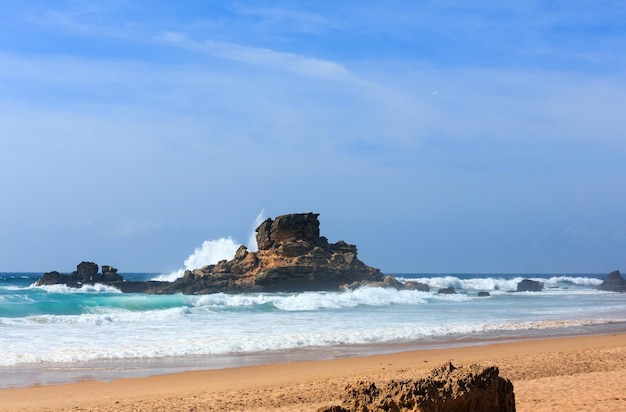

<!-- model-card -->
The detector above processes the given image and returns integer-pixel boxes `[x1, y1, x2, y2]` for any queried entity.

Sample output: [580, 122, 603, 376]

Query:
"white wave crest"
[274, 287, 430, 311]
[402, 276, 522, 292]
[189, 293, 275, 308]
[3, 316, 624, 367]
[543, 276, 603, 287]
[16, 306, 190, 326]
[34, 283, 123, 294]
[397, 275, 604, 292]
[186, 287, 429, 311]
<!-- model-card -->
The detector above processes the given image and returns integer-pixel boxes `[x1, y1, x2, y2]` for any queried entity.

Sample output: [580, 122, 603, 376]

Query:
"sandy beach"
[1, 333, 625, 411]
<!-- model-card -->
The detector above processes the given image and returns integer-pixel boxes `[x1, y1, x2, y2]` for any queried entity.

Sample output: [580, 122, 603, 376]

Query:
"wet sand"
[2, 333, 625, 411]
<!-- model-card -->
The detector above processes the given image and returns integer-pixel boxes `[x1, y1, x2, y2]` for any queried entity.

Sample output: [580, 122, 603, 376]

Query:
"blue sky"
[1, 1, 626, 274]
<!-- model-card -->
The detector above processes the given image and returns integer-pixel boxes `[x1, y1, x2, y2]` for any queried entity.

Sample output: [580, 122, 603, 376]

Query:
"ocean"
[1, 272, 625, 388]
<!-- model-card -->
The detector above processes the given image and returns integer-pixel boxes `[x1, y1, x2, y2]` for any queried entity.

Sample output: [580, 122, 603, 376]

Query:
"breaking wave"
[153, 210, 266, 282]
[396, 275, 604, 292]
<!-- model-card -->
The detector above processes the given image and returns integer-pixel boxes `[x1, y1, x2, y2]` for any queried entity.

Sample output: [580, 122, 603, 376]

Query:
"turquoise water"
[1, 272, 625, 387]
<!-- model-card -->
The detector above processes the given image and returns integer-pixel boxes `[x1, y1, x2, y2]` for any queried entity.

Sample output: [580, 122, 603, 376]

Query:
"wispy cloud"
[159, 32, 351, 80]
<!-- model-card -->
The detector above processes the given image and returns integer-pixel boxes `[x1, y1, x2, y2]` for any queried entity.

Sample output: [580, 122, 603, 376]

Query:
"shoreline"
[3, 322, 626, 389]
[2, 332, 626, 411]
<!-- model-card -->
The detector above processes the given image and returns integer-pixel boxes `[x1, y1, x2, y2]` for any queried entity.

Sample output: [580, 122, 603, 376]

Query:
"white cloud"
[159, 32, 352, 80]
[206, 40, 350, 79]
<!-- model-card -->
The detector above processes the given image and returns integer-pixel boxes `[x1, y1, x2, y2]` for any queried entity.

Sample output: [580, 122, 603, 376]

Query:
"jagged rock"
[598, 270, 626, 293]
[256, 212, 321, 250]
[76, 261, 98, 278]
[34, 271, 66, 286]
[437, 286, 456, 294]
[169, 212, 384, 293]
[35, 262, 123, 287]
[516, 279, 544, 292]
[318, 362, 515, 412]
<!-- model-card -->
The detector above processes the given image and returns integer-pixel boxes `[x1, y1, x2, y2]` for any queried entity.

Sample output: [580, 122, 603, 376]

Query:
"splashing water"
[247, 209, 266, 252]
[153, 210, 266, 282]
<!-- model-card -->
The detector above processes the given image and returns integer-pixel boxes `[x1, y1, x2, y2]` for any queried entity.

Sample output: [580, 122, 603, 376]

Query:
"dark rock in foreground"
[318, 362, 516, 412]
[35, 213, 388, 294]
[598, 270, 626, 293]
[516, 279, 544, 292]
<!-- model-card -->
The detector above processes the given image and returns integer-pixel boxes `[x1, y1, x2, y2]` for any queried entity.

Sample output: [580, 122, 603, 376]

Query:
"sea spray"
[153, 237, 240, 281]
[246, 209, 266, 251]
[154, 210, 266, 281]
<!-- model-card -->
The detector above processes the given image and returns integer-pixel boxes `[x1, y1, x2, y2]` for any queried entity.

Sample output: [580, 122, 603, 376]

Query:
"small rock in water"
[516, 279, 544, 292]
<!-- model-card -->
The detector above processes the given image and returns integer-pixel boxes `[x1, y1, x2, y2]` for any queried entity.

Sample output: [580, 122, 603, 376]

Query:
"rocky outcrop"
[516, 279, 544, 292]
[35, 262, 124, 288]
[318, 362, 515, 412]
[405, 281, 430, 292]
[437, 286, 456, 294]
[155, 213, 384, 294]
[598, 270, 626, 293]
[34, 213, 385, 294]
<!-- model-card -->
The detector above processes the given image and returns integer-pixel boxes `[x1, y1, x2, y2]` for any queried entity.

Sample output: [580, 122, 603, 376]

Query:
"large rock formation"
[598, 270, 626, 293]
[154, 212, 384, 294]
[318, 362, 516, 412]
[35, 213, 385, 294]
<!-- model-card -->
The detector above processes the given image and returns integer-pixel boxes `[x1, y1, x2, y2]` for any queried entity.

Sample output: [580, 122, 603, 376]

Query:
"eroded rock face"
[162, 212, 384, 294]
[256, 213, 321, 250]
[318, 362, 516, 412]
[598, 270, 626, 293]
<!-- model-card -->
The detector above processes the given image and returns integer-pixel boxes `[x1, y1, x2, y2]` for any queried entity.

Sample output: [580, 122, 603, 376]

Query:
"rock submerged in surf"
[598, 270, 626, 293]
[34, 213, 396, 294]
[35, 262, 124, 288]
[516, 279, 544, 292]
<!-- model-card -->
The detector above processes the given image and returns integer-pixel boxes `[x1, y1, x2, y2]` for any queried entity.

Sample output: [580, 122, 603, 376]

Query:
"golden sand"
[2, 333, 625, 411]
